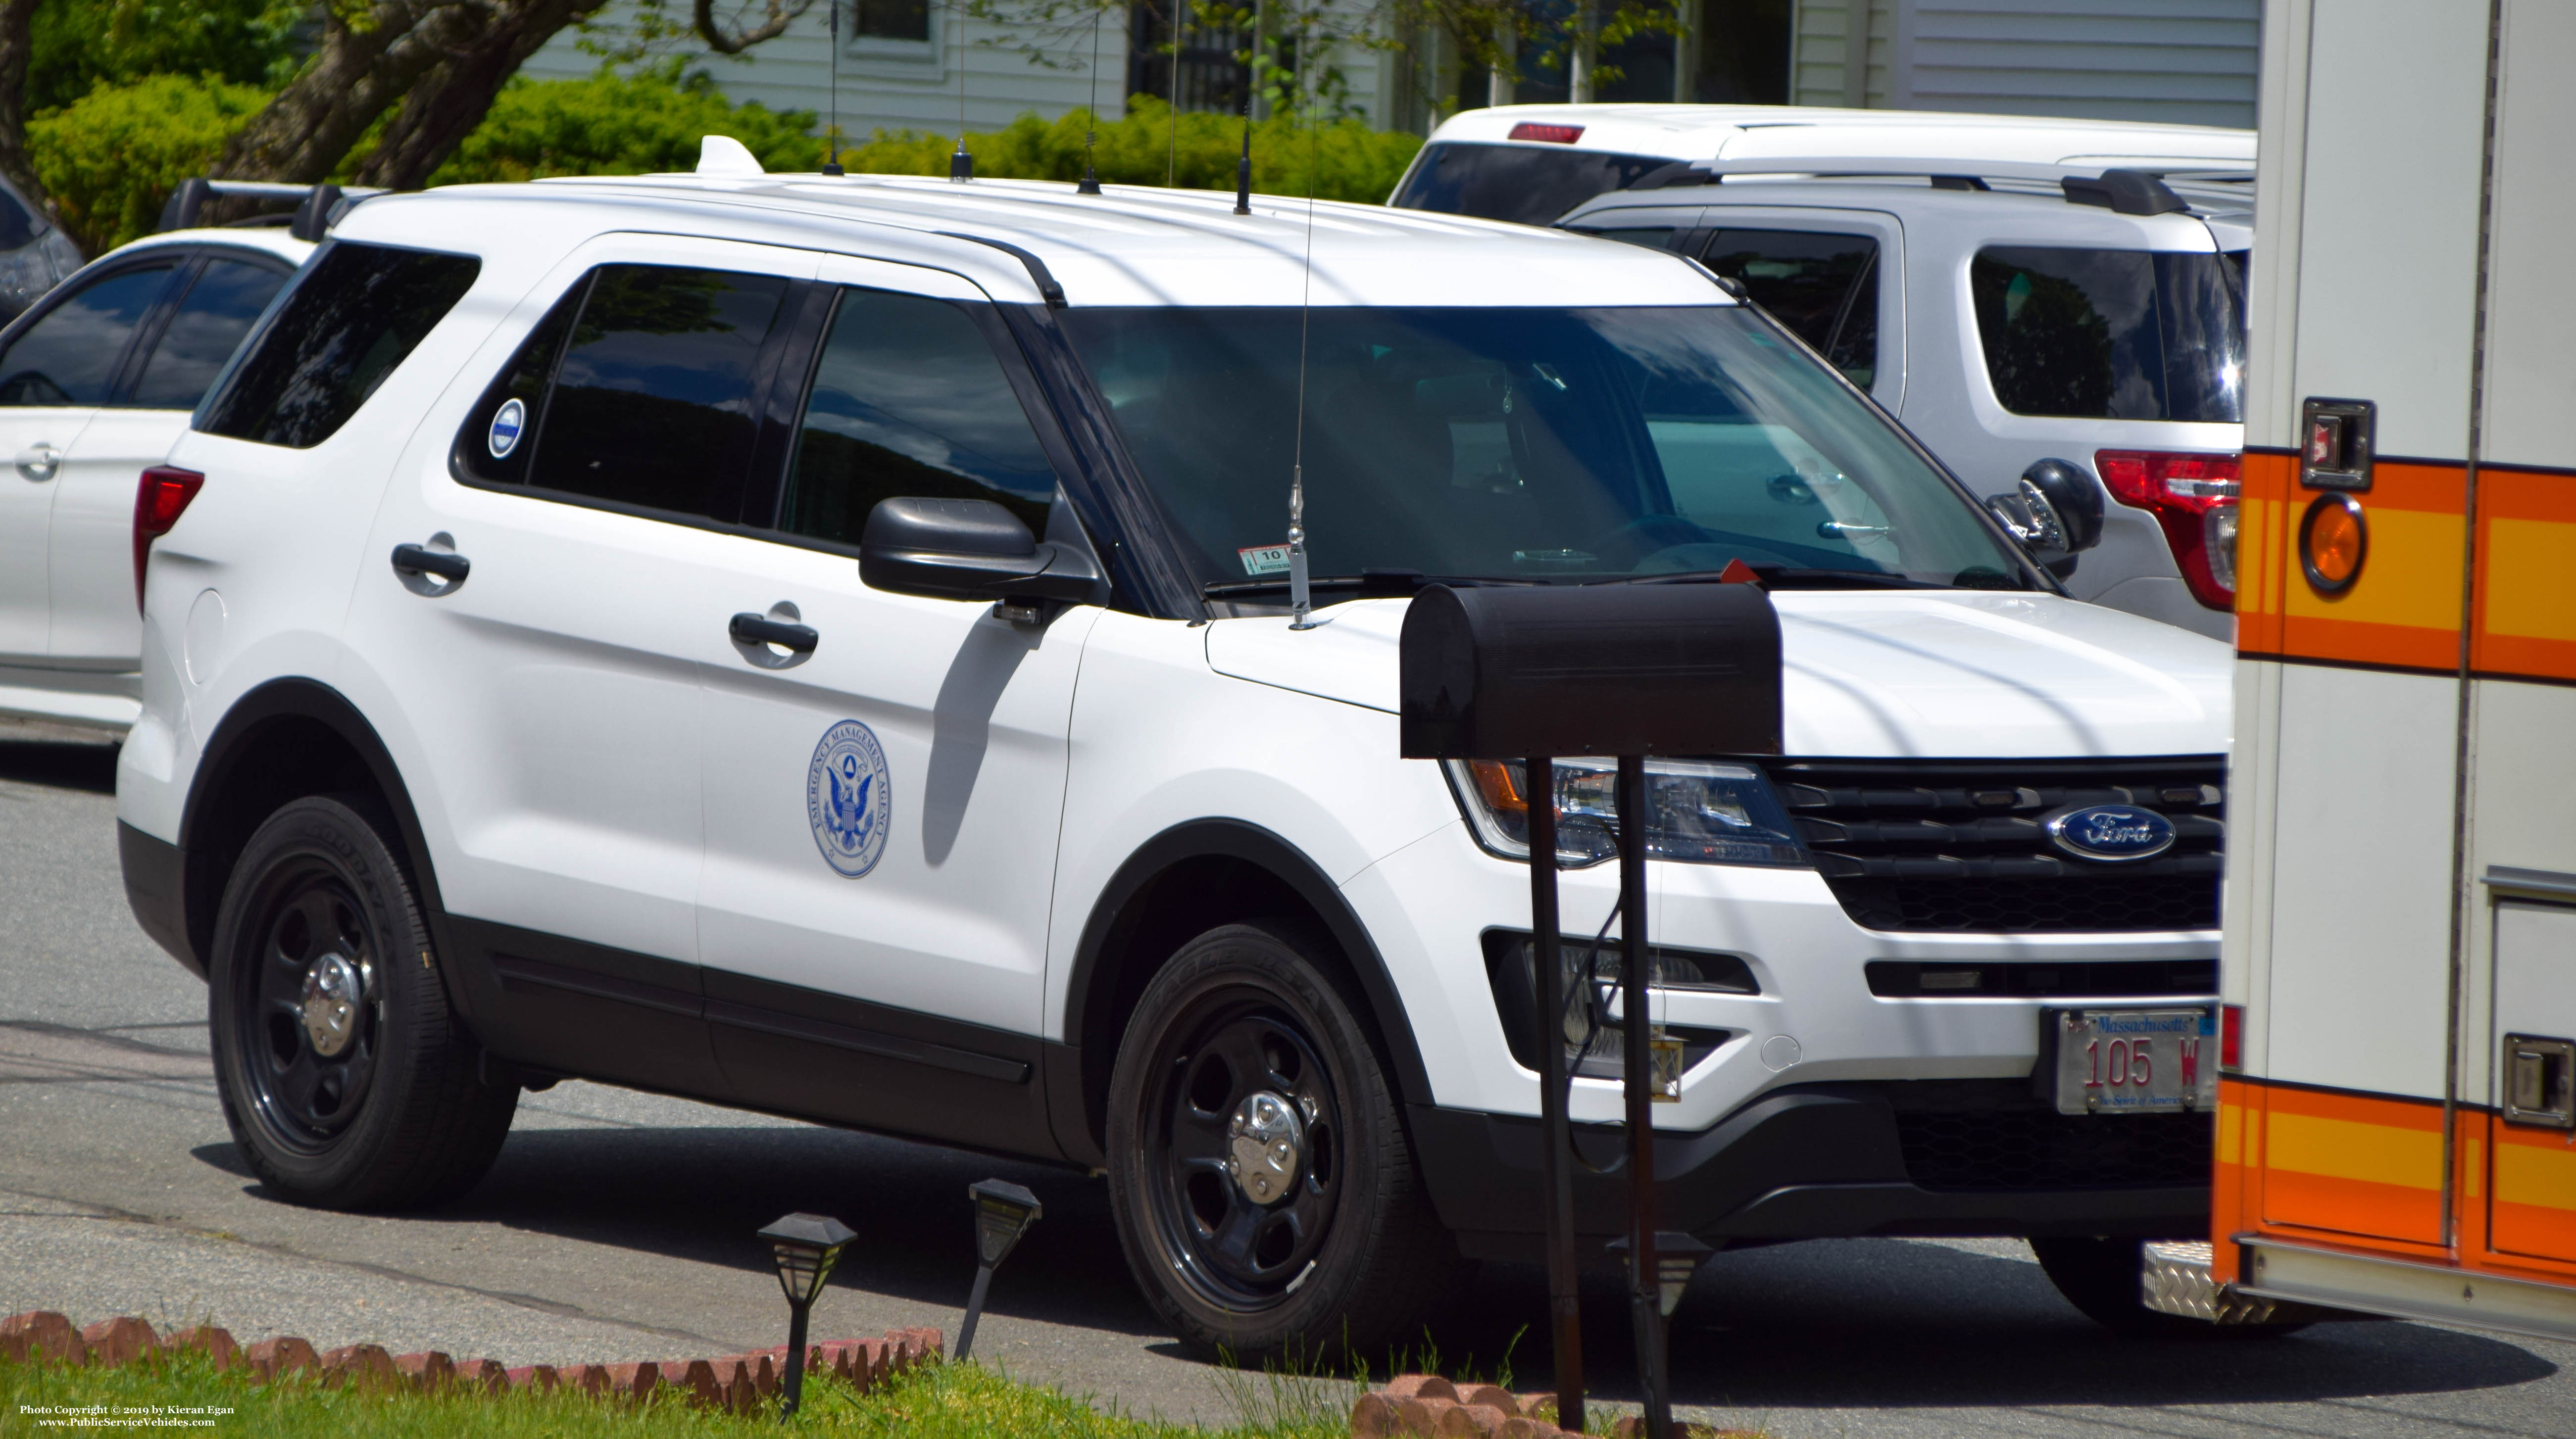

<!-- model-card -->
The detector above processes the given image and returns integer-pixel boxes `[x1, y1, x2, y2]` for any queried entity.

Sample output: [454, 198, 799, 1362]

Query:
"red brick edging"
[1351, 1375, 1758, 1439]
[0, 1309, 941, 1411]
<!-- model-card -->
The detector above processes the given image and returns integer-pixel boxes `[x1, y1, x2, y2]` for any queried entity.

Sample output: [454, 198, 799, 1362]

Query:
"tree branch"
[694, 0, 816, 55]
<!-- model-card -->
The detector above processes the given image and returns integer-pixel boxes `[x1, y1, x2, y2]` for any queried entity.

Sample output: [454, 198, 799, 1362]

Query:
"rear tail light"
[2095, 449, 2240, 611]
[2221, 1003, 2244, 1071]
[134, 466, 205, 612]
[1507, 123, 1585, 144]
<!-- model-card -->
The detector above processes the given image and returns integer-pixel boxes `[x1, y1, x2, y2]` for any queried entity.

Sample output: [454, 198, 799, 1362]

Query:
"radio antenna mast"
[1076, 4, 1102, 192]
[950, 0, 974, 181]
[822, 0, 844, 174]
[1232, 96, 1251, 213]
[1166, 1, 1181, 187]
[1285, 21, 1320, 631]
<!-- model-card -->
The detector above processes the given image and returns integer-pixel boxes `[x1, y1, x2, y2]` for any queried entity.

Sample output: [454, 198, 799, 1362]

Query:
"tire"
[2031, 1237, 2310, 1339]
[207, 794, 516, 1210]
[1105, 920, 1457, 1363]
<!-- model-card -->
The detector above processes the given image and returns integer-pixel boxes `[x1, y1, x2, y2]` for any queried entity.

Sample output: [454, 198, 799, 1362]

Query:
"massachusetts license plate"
[2046, 1008, 2219, 1116]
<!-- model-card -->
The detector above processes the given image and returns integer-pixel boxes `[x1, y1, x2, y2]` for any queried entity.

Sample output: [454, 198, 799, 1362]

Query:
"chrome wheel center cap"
[1226, 1090, 1304, 1205]
[300, 953, 361, 1057]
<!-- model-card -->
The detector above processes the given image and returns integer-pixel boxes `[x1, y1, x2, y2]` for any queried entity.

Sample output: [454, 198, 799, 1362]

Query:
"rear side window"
[1971, 246, 2244, 422]
[200, 242, 479, 448]
[127, 258, 290, 410]
[0, 265, 176, 406]
[519, 265, 790, 519]
[1699, 229, 1879, 389]
[782, 288, 1055, 543]
[1570, 226, 1675, 251]
[1390, 143, 1670, 227]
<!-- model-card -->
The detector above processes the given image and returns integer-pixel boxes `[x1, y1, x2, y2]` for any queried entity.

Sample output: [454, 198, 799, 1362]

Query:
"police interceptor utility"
[116, 149, 2234, 1355]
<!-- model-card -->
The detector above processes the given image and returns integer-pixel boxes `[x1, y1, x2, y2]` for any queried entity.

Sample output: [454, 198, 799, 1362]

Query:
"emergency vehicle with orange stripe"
[2191, 0, 2576, 1340]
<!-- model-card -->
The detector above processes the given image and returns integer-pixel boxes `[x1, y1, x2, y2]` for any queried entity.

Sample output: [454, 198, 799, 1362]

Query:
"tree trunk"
[354, 0, 610, 189]
[211, 0, 456, 183]
[0, 0, 54, 219]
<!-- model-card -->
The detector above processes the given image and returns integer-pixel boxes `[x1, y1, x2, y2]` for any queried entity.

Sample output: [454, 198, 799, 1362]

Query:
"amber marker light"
[2299, 493, 2367, 594]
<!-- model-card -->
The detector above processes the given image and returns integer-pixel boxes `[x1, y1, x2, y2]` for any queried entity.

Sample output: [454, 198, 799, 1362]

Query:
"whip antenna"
[1232, 97, 1251, 213]
[1166, 0, 1180, 187]
[950, 0, 974, 181]
[822, 0, 844, 174]
[1285, 26, 1320, 630]
[1077, 4, 1102, 192]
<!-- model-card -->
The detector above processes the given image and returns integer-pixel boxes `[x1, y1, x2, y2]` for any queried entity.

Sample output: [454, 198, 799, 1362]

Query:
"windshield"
[1389, 143, 1672, 226]
[1060, 305, 2031, 597]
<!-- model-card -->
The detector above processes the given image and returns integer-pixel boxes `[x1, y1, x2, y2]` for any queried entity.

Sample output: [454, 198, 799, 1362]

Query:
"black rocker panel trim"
[1059, 817, 1436, 1160]
[447, 915, 726, 1100]
[700, 968, 1055, 1160]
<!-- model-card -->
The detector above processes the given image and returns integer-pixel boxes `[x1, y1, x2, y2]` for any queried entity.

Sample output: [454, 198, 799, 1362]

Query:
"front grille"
[1764, 757, 2225, 933]
[1890, 1082, 2212, 1191]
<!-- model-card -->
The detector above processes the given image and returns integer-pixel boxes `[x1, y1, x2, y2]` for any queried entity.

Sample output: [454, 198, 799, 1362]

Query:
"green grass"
[0, 1351, 1355, 1438]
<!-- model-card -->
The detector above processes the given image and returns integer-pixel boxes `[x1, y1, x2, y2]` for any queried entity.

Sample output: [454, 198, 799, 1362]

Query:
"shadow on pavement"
[0, 739, 118, 795]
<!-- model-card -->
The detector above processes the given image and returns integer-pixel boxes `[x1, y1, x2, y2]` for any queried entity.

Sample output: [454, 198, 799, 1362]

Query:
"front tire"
[1105, 921, 1456, 1363]
[208, 795, 515, 1209]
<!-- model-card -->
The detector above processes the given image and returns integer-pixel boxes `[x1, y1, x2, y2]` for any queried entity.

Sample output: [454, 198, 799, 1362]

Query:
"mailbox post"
[1400, 579, 1782, 1439]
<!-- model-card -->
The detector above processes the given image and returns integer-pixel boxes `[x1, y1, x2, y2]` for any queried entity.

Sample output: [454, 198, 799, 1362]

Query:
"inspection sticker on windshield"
[1238, 545, 1292, 576]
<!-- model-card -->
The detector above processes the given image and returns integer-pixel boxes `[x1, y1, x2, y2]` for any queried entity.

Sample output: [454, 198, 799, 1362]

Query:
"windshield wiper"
[1202, 570, 1536, 599]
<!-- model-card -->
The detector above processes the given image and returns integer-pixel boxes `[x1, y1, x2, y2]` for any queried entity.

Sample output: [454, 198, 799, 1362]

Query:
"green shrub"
[27, 73, 268, 253]
[429, 64, 825, 186]
[843, 97, 1422, 203]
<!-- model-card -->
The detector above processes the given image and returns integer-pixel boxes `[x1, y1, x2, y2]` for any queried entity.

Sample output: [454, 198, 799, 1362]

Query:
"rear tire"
[1105, 920, 1458, 1364]
[208, 795, 515, 1209]
[2032, 1237, 2309, 1339]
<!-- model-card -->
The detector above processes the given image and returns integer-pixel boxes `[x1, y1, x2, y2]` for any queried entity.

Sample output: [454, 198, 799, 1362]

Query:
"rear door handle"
[730, 612, 818, 653]
[392, 543, 470, 585]
[14, 443, 58, 480]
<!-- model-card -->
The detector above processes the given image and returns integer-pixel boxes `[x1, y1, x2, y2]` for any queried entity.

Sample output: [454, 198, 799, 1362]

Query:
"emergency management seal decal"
[807, 720, 892, 878]
[488, 397, 527, 458]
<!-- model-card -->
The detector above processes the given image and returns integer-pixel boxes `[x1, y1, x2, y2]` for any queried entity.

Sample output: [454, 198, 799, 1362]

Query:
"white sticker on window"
[1238, 545, 1292, 576]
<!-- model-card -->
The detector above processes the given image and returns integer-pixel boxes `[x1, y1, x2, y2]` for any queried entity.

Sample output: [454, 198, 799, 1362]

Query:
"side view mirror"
[859, 497, 1103, 610]
[1985, 458, 2103, 562]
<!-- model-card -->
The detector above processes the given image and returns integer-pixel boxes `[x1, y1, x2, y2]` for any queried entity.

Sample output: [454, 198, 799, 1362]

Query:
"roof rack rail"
[1624, 158, 2222, 217]
[155, 179, 388, 241]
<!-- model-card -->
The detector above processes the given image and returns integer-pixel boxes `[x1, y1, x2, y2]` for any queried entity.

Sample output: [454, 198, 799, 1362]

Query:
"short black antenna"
[1076, 4, 1102, 193]
[822, 0, 845, 175]
[950, 0, 974, 181]
[1232, 98, 1251, 213]
[1285, 25, 1319, 630]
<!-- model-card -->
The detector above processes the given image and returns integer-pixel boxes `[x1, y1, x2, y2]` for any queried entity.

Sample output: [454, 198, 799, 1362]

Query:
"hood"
[1203, 590, 2230, 759]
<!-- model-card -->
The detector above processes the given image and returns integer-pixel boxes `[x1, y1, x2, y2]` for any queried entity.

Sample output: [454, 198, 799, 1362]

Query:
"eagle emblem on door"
[806, 719, 892, 877]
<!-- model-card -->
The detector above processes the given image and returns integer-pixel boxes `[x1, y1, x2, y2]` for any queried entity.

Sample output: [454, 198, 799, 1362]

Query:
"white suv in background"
[1556, 162, 2249, 639]
[120, 157, 2236, 1360]
[1388, 103, 2254, 229]
[0, 224, 306, 730]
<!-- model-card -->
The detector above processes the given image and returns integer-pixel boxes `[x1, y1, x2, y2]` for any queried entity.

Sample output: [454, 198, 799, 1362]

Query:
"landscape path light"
[758, 1211, 856, 1417]
[953, 1178, 1041, 1362]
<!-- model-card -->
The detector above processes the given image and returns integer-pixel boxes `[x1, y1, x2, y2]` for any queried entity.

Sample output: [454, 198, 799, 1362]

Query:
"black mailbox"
[1398, 582, 1783, 760]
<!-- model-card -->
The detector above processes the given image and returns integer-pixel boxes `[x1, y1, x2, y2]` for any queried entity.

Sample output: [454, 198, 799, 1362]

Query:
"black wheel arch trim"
[169, 676, 481, 1031]
[1057, 817, 1434, 1165]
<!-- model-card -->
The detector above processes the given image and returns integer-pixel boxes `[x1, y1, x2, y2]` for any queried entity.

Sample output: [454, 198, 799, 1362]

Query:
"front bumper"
[1410, 1079, 2208, 1260]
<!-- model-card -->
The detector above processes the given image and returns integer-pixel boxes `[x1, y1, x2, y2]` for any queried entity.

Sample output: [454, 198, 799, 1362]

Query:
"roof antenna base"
[950, 142, 975, 183]
[1233, 105, 1253, 214]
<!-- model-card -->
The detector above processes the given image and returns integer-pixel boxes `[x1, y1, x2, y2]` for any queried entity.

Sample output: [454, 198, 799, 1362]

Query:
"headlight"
[1446, 758, 1807, 868]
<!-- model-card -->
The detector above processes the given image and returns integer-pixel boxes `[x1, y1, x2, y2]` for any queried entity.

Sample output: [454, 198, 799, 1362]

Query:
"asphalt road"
[3, 722, 2571, 1438]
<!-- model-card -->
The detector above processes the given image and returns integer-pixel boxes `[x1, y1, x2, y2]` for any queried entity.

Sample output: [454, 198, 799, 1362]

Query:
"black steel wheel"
[1106, 921, 1456, 1362]
[208, 795, 515, 1209]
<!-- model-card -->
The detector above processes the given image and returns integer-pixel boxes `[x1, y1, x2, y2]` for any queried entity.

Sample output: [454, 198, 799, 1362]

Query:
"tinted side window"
[453, 280, 588, 488]
[1699, 229, 1878, 389]
[200, 242, 479, 448]
[1390, 143, 1672, 226]
[782, 288, 1055, 544]
[0, 265, 176, 406]
[521, 265, 789, 520]
[1571, 226, 1675, 251]
[1970, 246, 2245, 422]
[126, 259, 290, 410]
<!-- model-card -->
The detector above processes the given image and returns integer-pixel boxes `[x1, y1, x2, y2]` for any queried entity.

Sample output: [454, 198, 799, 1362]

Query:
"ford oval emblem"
[2043, 804, 2176, 863]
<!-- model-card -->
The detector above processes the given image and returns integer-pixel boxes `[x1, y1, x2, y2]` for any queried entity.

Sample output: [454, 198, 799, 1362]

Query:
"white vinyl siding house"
[1791, 0, 2259, 128]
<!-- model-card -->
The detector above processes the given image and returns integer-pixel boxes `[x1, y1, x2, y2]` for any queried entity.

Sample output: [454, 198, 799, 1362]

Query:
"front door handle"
[730, 612, 818, 654]
[392, 542, 471, 585]
[14, 443, 58, 481]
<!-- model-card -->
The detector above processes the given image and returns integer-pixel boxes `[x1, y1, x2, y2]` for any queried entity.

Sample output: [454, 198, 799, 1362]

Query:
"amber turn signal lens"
[2299, 493, 2367, 594]
[1467, 759, 1526, 815]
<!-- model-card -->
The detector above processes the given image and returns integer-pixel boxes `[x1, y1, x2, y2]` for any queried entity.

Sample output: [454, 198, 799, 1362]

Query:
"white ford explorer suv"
[117, 156, 2233, 1357]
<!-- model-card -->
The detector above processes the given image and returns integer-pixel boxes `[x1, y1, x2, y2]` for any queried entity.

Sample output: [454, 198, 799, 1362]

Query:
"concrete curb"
[0, 1309, 943, 1412]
